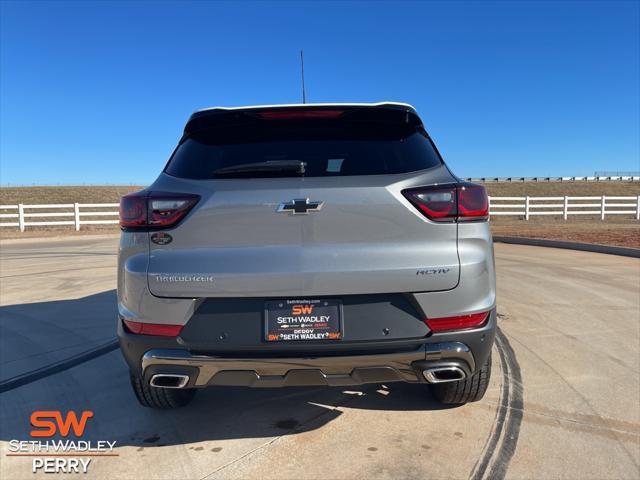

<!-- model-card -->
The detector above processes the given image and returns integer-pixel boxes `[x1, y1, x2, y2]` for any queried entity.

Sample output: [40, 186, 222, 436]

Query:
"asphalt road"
[0, 236, 638, 479]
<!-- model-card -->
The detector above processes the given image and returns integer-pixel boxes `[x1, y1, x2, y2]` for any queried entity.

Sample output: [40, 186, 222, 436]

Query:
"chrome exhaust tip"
[149, 374, 190, 389]
[423, 366, 466, 383]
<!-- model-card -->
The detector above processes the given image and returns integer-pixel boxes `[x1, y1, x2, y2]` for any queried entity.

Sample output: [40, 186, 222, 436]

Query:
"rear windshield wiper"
[211, 160, 306, 178]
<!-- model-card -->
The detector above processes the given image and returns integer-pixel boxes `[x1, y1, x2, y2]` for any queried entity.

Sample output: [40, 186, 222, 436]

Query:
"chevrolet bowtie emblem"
[277, 198, 324, 215]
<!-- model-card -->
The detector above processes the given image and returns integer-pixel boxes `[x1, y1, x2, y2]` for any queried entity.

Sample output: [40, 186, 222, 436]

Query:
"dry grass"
[0, 185, 144, 205]
[490, 219, 639, 248]
[482, 181, 639, 197]
[1, 183, 639, 246]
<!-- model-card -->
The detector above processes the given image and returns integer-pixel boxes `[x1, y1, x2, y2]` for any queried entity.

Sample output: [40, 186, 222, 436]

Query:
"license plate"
[265, 299, 342, 342]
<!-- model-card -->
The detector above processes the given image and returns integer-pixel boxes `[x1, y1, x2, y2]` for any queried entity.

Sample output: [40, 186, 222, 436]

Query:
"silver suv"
[117, 102, 496, 409]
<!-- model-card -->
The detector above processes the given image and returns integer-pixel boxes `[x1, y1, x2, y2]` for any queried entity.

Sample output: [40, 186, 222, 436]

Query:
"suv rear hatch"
[143, 104, 461, 297]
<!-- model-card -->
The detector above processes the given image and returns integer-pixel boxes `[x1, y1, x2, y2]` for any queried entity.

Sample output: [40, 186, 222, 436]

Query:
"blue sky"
[1, 0, 638, 185]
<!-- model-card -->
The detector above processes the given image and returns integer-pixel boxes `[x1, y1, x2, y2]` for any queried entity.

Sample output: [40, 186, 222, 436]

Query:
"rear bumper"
[141, 343, 473, 388]
[118, 309, 496, 388]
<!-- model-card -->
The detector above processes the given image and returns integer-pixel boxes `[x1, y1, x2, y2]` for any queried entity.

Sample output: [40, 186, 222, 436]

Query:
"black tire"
[431, 354, 491, 405]
[130, 373, 197, 409]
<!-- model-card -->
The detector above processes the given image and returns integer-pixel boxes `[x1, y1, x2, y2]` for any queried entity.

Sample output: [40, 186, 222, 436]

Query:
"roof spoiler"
[183, 103, 423, 136]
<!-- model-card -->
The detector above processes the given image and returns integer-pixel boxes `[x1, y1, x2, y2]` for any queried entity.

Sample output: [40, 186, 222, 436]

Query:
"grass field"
[0, 185, 143, 205]
[1, 182, 639, 247]
[482, 181, 640, 197]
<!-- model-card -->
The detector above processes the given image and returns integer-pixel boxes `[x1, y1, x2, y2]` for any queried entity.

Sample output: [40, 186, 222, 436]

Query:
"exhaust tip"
[150, 374, 190, 389]
[423, 366, 466, 383]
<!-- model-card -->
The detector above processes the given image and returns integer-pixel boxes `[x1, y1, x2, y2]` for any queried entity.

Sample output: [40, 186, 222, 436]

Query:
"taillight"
[122, 319, 183, 337]
[405, 186, 457, 219]
[119, 192, 147, 228]
[425, 311, 490, 333]
[119, 192, 199, 229]
[457, 184, 489, 218]
[402, 183, 488, 222]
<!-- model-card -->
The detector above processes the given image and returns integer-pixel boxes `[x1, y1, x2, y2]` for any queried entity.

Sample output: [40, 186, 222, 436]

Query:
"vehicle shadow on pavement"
[1, 353, 458, 450]
[0, 291, 459, 449]
[0, 290, 117, 382]
[121, 382, 458, 448]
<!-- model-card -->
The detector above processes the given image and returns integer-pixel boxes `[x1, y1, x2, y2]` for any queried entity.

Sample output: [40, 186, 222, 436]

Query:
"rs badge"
[151, 232, 173, 245]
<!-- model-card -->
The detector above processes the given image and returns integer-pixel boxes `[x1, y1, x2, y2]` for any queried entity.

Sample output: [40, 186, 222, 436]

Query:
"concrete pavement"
[0, 236, 117, 381]
[0, 236, 638, 479]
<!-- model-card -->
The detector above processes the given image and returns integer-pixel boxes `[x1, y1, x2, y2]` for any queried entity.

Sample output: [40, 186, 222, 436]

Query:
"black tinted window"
[165, 123, 442, 179]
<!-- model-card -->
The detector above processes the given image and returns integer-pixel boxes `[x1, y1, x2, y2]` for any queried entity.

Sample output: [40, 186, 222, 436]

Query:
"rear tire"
[431, 354, 491, 405]
[130, 373, 196, 409]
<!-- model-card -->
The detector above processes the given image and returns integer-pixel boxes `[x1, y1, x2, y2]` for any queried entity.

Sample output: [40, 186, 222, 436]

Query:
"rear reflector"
[123, 320, 183, 337]
[120, 191, 199, 229]
[402, 183, 488, 222]
[425, 311, 490, 333]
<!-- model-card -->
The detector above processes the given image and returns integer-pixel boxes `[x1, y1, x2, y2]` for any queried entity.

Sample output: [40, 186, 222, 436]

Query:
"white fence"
[466, 176, 640, 182]
[0, 196, 639, 231]
[489, 195, 640, 220]
[0, 203, 119, 231]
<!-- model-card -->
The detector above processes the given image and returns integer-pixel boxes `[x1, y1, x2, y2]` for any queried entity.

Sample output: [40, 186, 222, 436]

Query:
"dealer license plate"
[265, 299, 342, 342]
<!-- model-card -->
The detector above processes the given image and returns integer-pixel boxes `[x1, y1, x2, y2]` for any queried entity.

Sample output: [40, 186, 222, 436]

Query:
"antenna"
[300, 50, 306, 104]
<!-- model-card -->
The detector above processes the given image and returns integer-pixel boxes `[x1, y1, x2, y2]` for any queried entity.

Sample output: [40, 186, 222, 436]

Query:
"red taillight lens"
[257, 109, 344, 120]
[119, 193, 147, 228]
[457, 184, 489, 218]
[407, 187, 457, 219]
[425, 311, 490, 333]
[119, 192, 199, 229]
[123, 319, 183, 337]
[402, 183, 488, 221]
[148, 196, 199, 227]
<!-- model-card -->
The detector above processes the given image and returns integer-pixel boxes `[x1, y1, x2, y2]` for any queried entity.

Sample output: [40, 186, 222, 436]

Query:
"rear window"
[165, 118, 443, 179]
